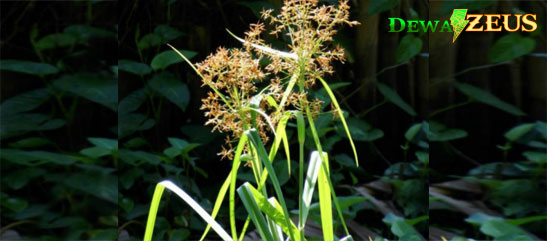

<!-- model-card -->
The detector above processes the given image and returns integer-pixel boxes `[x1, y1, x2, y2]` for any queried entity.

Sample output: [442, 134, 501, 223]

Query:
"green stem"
[359, 99, 387, 117]
[429, 99, 473, 118]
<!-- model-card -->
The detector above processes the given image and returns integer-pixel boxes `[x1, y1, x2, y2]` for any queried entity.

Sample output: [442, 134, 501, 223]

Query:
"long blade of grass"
[248, 184, 300, 239]
[274, 112, 292, 175]
[315, 74, 359, 166]
[296, 111, 306, 240]
[143, 183, 165, 241]
[245, 129, 297, 241]
[317, 153, 333, 241]
[238, 182, 276, 241]
[238, 216, 251, 241]
[144, 180, 233, 241]
[301, 151, 323, 228]
[226, 29, 298, 60]
[199, 172, 232, 241]
[305, 105, 351, 237]
[229, 134, 249, 240]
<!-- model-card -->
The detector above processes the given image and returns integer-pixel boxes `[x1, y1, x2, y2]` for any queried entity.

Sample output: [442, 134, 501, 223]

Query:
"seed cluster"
[197, 0, 359, 160]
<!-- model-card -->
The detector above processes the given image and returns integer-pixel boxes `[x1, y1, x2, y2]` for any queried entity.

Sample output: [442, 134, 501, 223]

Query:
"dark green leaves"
[489, 34, 536, 63]
[1, 149, 76, 166]
[396, 35, 422, 63]
[336, 118, 384, 142]
[149, 72, 190, 111]
[63, 25, 115, 42]
[368, 0, 400, 16]
[429, 121, 468, 142]
[53, 73, 118, 111]
[0, 88, 51, 116]
[0, 60, 59, 76]
[119, 60, 152, 75]
[80, 138, 118, 158]
[151, 50, 197, 71]
[34, 33, 76, 50]
[377, 82, 417, 116]
[455, 82, 525, 116]
[138, 25, 184, 50]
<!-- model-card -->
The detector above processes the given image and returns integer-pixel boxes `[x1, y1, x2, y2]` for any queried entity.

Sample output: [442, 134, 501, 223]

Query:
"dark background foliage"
[1, 0, 545, 241]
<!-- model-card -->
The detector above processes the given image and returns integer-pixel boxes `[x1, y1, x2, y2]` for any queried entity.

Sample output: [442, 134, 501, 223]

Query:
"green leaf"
[429, 121, 468, 142]
[64, 173, 117, 203]
[119, 60, 152, 75]
[523, 151, 546, 163]
[318, 153, 333, 241]
[308, 196, 367, 213]
[2, 168, 45, 189]
[89, 229, 117, 240]
[0, 149, 76, 166]
[53, 73, 117, 111]
[144, 181, 232, 241]
[0, 114, 65, 139]
[382, 213, 419, 238]
[149, 72, 190, 111]
[480, 220, 529, 239]
[0, 60, 58, 75]
[455, 82, 525, 116]
[377, 82, 417, 116]
[34, 33, 76, 50]
[154, 25, 184, 42]
[315, 75, 359, 166]
[120, 197, 134, 212]
[337, 118, 384, 142]
[169, 229, 191, 241]
[80, 146, 111, 158]
[0, 88, 51, 116]
[151, 50, 197, 71]
[243, 183, 300, 240]
[138, 33, 162, 50]
[489, 34, 535, 63]
[301, 151, 323, 227]
[119, 113, 155, 138]
[505, 123, 535, 142]
[9, 137, 53, 148]
[199, 173, 233, 241]
[120, 168, 144, 189]
[246, 129, 297, 241]
[396, 34, 423, 63]
[368, 0, 400, 15]
[237, 183, 276, 241]
[88, 137, 118, 151]
[1, 196, 29, 212]
[119, 89, 147, 114]
[63, 25, 115, 42]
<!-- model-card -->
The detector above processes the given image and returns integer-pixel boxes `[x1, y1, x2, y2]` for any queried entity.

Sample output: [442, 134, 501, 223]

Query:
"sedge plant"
[144, 1, 361, 240]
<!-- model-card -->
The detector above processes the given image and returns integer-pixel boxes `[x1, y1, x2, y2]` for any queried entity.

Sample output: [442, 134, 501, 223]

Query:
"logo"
[388, 9, 537, 43]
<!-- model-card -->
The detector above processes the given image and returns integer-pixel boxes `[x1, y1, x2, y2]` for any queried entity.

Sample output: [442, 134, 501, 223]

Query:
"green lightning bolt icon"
[450, 9, 469, 43]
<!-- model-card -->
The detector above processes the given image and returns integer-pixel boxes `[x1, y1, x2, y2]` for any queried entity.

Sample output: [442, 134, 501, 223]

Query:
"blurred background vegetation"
[1, 0, 545, 241]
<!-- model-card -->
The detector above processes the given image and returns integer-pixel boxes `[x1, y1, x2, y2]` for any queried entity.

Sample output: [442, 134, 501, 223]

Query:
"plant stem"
[428, 99, 473, 118]
[359, 99, 387, 117]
